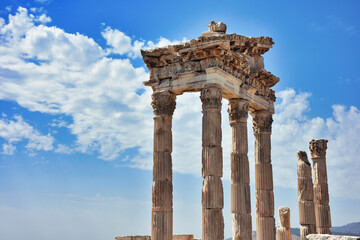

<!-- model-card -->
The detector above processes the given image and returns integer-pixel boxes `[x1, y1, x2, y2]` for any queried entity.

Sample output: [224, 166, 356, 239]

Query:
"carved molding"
[151, 91, 176, 116]
[200, 86, 222, 110]
[251, 110, 273, 133]
[141, 23, 279, 103]
[309, 139, 328, 158]
[227, 99, 249, 122]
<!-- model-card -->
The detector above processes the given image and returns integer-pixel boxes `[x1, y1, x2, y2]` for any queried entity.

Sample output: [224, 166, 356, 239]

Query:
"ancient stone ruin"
[296, 139, 335, 240]
[114, 21, 353, 240]
[297, 151, 316, 239]
[141, 21, 278, 240]
[276, 207, 292, 240]
[309, 140, 332, 235]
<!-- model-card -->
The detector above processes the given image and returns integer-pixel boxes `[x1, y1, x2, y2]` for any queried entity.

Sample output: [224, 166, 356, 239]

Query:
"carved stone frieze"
[141, 22, 279, 103]
[227, 99, 249, 122]
[151, 91, 176, 116]
[200, 86, 222, 110]
[251, 110, 273, 133]
[309, 139, 328, 158]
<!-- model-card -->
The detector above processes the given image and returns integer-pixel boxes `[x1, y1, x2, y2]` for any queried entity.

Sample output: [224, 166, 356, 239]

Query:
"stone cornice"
[141, 28, 279, 103]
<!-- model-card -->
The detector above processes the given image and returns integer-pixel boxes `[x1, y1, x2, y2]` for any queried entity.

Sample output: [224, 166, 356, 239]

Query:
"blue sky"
[0, 1, 360, 239]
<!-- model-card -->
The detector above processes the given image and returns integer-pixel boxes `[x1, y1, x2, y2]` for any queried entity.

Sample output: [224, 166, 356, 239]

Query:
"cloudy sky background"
[0, 1, 359, 239]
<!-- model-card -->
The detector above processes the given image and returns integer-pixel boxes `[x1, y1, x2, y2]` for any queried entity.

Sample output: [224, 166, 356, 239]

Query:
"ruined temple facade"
[140, 21, 279, 240]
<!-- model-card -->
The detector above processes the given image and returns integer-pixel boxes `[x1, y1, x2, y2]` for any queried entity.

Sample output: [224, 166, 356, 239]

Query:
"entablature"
[141, 21, 279, 113]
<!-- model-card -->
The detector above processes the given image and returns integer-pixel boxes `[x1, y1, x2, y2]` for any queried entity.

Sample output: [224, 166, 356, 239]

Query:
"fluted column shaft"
[151, 91, 176, 240]
[276, 207, 292, 240]
[297, 151, 316, 240]
[228, 99, 252, 240]
[309, 139, 331, 235]
[251, 110, 275, 240]
[201, 85, 224, 240]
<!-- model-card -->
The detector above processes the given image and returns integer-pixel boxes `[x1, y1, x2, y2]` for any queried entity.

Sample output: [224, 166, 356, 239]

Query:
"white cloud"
[35, 0, 51, 3]
[0, 115, 54, 154]
[35, 14, 51, 24]
[54, 144, 74, 154]
[0, 18, 4, 28]
[0, 7, 174, 160]
[101, 26, 187, 59]
[2, 143, 16, 155]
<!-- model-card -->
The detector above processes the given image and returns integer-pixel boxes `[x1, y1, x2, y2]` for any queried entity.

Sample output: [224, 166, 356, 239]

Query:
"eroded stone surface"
[115, 236, 151, 240]
[306, 235, 360, 240]
[276, 207, 291, 240]
[229, 99, 252, 240]
[309, 139, 331, 234]
[297, 151, 316, 240]
[201, 85, 224, 240]
[172, 235, 194, 240]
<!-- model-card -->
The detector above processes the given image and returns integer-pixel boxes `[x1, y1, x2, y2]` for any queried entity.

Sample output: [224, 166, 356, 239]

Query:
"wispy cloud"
[0, 115, 54, 154]
[101, 26, 187, 59]
[311, 15, 358, 35]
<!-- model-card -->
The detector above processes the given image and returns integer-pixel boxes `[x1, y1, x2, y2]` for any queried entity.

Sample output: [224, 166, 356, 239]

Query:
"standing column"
[228, 99, 252, 240]
[309, 139, 331, 235]
[200, 85, 224, 240]
[276, 207, 292, 240]
[250, 110, 275, 240]
[297, 151, 316, 240]
[151, 91, 176, 240]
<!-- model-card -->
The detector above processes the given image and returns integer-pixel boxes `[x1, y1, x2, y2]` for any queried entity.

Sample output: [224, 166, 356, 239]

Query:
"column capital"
[200, 85, 222, 110]
[151, 91, 176, 116]
[309, 139, 328, 158]
[251, 110, 273, 134]
[227, 98, 249, 123]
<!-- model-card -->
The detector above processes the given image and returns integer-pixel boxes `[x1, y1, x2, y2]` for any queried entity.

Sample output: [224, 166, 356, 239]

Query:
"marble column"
[200, 85, 224, 240]
[309, 139, 331, 235]
[276, 207, 292, 240]
[228, 99, 252, 240]
[151, 91, 176, 240]
[297, 151, 316, 240]
[251, 110, 275, 240]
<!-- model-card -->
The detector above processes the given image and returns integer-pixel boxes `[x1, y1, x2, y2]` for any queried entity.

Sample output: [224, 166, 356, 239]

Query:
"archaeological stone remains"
[276, 207, 292, 240]
[297, 151, 316, 240]
[141, 21, 278, 240]
[309, 140, 332, 235]
[115, 22, 343, 240]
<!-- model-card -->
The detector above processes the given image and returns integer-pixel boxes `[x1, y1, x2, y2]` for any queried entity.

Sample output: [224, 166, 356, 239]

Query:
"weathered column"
[251, 110, 275, 240]
[297, 151, 316, 240]
[276, 207, 292, 240]
[200, 85, 224, 240]
[309, 139, 331, 235]
[151, 91, 176, 240]
[228, 99, 252, 240]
